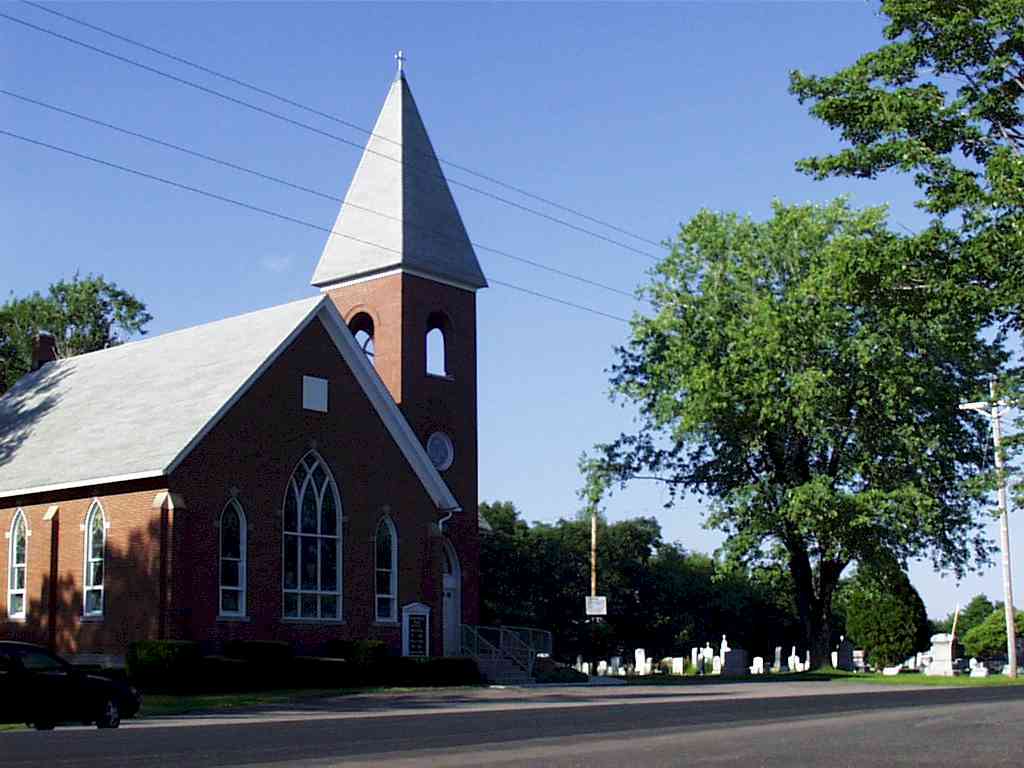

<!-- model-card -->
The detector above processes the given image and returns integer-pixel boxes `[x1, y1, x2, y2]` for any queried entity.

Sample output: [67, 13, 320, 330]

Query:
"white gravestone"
[853, 649, 866, 672]
[750, 656, 765, 675]
[597, 660, 608, 676]
[691, 647, 700, 670]
[773, 646, 783, 672]
[635, 649, 647, 676]
[882, 666, 901, 676]
[672, 657, 685, 675]
[581, 662, 590, 676]
[924, 634, 956, 677]
[788, 646, 801, 673]
[720, 634, 731, 657]
[610, 656, 621, 675]
[712, 656, 723, 674]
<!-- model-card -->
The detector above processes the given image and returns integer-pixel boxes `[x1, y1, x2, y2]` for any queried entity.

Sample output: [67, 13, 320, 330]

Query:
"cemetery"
[565, 632, 1024, 683]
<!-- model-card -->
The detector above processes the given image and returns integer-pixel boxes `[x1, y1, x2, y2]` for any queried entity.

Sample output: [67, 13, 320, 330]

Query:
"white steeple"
[311, 65, 487, 291]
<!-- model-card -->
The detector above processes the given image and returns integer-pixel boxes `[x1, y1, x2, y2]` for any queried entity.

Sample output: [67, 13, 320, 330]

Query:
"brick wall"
[0, 479, 167, 660]
[169, 315, 444, 655]
[327, 272, 481, 628]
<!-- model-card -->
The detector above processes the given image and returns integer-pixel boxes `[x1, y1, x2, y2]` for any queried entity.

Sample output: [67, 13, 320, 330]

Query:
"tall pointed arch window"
[282, 452, 342, 620]
[375, 517, 398, 622]
[84, 502, 106, 618]
[7, 510, 27, 619]
[220, 500, 247, 617]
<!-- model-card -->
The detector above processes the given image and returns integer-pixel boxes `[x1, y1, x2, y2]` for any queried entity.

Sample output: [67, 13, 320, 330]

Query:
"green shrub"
[127, 640, 202, 690]
[291, 656, 356, 688]
[962, 610, 1024, 659]
[843, 563, 931, 668]
[223, 640, 294, 665]
[320, 639, 389, 667]
[386, 656, 481, 686]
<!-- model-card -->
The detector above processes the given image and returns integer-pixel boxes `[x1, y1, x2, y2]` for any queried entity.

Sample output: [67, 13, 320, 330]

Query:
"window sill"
[373, 620, 399, 627]
[81, 615, 104, 623]
[5, 615, 26, 623]
[281, 618, 345, 625]
[426, 373, 454, 382]
[217, 615, 251, 623]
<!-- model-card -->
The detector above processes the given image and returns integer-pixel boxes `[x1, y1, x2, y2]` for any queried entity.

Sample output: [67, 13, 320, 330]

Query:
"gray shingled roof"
[0, 298, 323, 497]
[310, 73, 488, 291]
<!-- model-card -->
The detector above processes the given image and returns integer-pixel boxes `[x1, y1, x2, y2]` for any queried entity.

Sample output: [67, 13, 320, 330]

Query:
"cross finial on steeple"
[395, 49, 406, 78]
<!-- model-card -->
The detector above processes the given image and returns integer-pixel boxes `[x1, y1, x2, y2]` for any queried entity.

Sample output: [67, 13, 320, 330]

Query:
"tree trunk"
[786, 540, 843, 669]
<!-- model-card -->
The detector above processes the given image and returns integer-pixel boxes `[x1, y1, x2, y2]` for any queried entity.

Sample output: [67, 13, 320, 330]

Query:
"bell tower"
[310, 61, 486, 632]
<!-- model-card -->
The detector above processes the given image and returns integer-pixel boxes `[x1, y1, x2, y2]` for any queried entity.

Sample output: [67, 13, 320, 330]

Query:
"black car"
[0, 641, 141, 730]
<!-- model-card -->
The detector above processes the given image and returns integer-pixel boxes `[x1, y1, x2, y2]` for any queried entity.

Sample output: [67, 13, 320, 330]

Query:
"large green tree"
[583, 198, 1005, 666]
[0, 274, 152, 394]
[841, 561, 932, 667]
[479, 501, 798, 660]
[790, 0, 1024, 329]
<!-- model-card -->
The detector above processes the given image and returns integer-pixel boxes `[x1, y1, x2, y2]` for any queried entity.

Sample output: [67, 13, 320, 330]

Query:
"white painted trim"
[402, 602, 432, 658]
[315, 266, 482, 294]
[375, 516, 398, 623]
[7, 509, 27, 620]
[83, 500, 106, 619]
[281, 451, 343, 622]
[163, 299, 327, 477]
[0, 470, 164, 501]
[219, 498, 247, 619]
[315, 267, 403, 291]
[151, 491, 187, 511]
[315, 302, 461, 512]
[43, 505, 59, 522]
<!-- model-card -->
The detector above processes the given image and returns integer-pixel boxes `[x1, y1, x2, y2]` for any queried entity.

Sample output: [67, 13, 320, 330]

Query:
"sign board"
[585, 596, 608, 616]
[407, 615, 428, 657]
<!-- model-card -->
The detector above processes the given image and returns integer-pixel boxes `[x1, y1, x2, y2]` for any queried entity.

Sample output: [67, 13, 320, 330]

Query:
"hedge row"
[126, 640, 480, 693]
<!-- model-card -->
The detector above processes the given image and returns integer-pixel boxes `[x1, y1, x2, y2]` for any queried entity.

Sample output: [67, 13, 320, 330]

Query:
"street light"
[960, 380, 1017, 678]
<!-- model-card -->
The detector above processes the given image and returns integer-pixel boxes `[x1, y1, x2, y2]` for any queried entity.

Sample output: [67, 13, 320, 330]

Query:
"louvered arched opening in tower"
[426, 311, 452, 378]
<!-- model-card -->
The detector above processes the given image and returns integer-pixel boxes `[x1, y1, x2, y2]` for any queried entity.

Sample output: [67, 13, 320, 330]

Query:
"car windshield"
[18, 650, 67, 673]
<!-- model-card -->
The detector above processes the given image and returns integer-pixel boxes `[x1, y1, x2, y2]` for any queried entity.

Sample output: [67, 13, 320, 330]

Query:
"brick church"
[0, 68, 486, 664]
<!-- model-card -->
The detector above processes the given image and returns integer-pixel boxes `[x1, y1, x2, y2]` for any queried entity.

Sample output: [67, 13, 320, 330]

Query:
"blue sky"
[1, 1, 1018, 620]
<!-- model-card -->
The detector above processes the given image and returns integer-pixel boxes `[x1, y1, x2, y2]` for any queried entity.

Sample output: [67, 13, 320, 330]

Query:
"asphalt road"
[2, 683, 1023, 767]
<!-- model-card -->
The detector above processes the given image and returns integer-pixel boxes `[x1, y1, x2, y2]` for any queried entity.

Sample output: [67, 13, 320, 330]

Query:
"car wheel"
[31, 721, 55, 731]
[95, 698, 120, 729]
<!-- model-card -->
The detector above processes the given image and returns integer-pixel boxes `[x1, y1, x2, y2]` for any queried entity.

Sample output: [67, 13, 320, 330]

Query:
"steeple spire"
[311, 69, 487, 291]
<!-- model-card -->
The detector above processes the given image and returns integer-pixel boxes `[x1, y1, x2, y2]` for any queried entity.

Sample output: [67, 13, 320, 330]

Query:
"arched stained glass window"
[375, 518, 397, 622]
[8, 510, 26, 619]
[282, 452, 342, 620]
[84, 502, 106, 618]
[220, 500, 246, 617]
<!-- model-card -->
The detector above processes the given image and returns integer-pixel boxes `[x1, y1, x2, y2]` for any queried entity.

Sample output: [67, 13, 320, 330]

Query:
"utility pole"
[960, 380, 1017, 678]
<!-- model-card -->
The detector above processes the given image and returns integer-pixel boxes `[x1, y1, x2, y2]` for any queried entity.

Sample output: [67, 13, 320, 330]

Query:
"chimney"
[31, 332, 58, 371]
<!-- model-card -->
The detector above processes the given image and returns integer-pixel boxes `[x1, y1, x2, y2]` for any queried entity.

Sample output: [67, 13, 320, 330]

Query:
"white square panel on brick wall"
[302, 376, 328, 413]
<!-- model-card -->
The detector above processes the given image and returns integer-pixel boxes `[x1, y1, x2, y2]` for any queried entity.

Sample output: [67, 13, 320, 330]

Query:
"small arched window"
[8, 510, 27, 619]
[220, 500, 246, 617]
[349, 312, 375, 366]
[375, 517, 398, 622]
[84, 502, 106, 618]
[426, 312, 451, 377]
[282, 452, 342, 620]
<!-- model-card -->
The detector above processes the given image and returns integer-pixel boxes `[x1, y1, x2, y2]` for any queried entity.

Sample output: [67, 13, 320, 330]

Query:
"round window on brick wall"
[426, 432, 454, 472]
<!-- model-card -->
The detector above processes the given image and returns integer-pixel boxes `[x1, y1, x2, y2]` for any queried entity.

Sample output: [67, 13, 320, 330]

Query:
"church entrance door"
[442, 540, 461, 656]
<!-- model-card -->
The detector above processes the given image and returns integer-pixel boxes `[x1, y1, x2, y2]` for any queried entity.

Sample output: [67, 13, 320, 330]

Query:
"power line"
[1, 10, 661, 262]
[2, 88, 639, 301]
[21, 0, 667, 252]
[0, 129, 633, 326]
